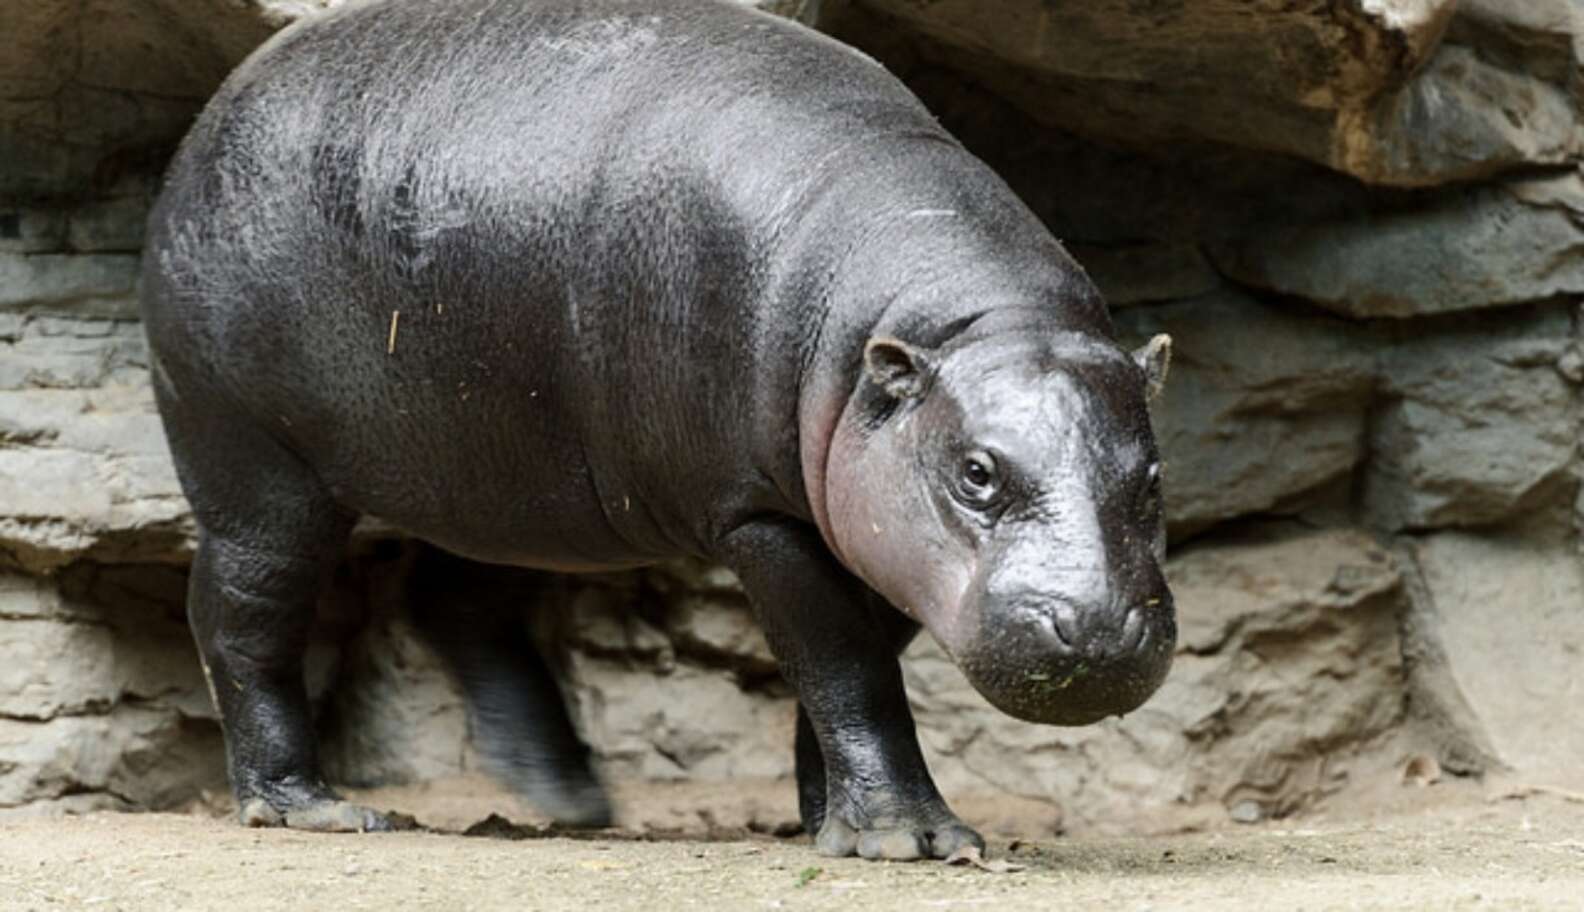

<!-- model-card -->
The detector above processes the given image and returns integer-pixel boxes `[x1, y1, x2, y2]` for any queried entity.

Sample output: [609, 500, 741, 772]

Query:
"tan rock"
[844, 0, 1468, 184]
[1403, 531, 1584, 784]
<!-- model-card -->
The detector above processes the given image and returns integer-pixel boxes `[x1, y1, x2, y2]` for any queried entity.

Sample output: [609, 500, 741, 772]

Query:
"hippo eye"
[956, 450, 1001, 507]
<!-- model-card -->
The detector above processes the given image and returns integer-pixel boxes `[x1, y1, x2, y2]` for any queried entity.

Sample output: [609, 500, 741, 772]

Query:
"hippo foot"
[515, 773, 614, 829]
[477, 735, 614, 828]
[239, 796, 399, 832]
[814, 810, 985, 861]
[237, 781, 403, 833]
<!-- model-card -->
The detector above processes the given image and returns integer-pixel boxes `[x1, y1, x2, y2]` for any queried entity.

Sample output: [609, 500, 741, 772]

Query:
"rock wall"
[2, 0, 1581, 832]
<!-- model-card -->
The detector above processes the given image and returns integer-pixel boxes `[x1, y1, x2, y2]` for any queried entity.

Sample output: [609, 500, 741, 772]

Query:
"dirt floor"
[1, 777, 1581, 912]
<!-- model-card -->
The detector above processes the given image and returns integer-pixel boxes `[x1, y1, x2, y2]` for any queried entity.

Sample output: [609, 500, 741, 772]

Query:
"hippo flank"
[141, 0, 1175, 861]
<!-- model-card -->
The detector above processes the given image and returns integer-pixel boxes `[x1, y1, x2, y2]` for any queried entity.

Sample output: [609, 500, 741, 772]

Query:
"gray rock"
[0, 317, 147, 389]
[1227, 800, 1264, 824]
[1113, 291, 1376, 535]
[853, 0, 1584, 188]
[559, 587, 675, 670]
[0, 614, 116, 719]
[1351, 41, 1584, 186]
[1347, 0, 1584, 185]
[649, 564, 776, 678]
[3, 0, 821, 201]
[0, 572, 101, 623]
[0, 569, 223, 811]
[563, 652, 795, 784]
[0, 253, 140, 317]
[1067, 242, 1222, 308]
[1364, 305, 1579, 531]
[0, 567, 212, 722]
[0, 793, 132, 820]
[0, 705, 224, 809]
[1210, 174, 1584, 318]
[661, 596, 779, 678]
[66, 189, 155, 254]
[0, 207, 69, 256]
[0, 379, 192, 574]
[0, 0, 300, 199]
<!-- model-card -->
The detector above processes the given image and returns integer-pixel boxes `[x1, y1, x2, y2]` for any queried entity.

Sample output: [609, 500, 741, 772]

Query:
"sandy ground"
[1, 779, 1581, 912]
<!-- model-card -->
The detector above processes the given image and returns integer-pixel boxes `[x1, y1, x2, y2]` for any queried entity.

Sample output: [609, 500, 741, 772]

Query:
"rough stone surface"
[0, 378, 193, 574]
[565, 652, 797, 785]
[0, 567, 223, 811]
[548, 572, 794, 785]
[0, 707, 219, 810]
[316, 559, 797, 796]
[1348, 0, 1584, 185]
[848, 0, 1456, 182]
[1210, 174, 1584, 319]
[649, 563, 779, 679]
[318, 609, 472, 790]
[1364, 305, 1580, 531]
[0, 1, 311, 199]
[1403, 530, 1584, 783]
[1066, 242, 1223, 309]
[841, 0, 1579, 187]
[1113, 291, 1376, 536]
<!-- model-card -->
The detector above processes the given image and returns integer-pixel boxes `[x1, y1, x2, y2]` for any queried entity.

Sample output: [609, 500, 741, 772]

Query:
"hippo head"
[822, 319, 1175, 726]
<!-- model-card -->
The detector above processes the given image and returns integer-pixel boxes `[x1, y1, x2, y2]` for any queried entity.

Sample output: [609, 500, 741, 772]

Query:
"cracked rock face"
[1, 0, 1582, 825]
[840, 0, 1578, 186]
[1113, 290, 1376, 537]
[1210, 175, 1584, 319]
[0, 568, 223, 812]
[1364, 306, 1580, 531]
[1400, 529, 1584, 784]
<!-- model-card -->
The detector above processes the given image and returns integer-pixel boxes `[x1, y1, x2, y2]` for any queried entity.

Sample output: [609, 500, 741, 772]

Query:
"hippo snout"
[1043, 597, 1150, 654]
[951, 587, 1176, 726]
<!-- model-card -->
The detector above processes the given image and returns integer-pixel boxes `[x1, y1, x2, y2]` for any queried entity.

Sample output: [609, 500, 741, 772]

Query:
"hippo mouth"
[944, 599, 1177, 726]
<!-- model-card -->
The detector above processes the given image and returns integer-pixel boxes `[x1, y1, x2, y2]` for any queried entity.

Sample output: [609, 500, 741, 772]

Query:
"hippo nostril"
[1120, 606, 1146, 654]
[1046, 601, 1078, 648]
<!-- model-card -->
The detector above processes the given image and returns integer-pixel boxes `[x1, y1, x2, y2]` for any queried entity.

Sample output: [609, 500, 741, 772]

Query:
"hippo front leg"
[720, 519, 983, 861]
[794, 614, 921, 839]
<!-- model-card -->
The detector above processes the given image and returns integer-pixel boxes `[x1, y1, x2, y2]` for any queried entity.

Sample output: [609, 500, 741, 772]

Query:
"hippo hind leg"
[156, 381, 393, 832]
[408, 545, 612, 828]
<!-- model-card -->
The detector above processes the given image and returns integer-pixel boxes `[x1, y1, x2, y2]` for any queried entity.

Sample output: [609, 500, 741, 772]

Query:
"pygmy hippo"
[141, 0, 1176, 861]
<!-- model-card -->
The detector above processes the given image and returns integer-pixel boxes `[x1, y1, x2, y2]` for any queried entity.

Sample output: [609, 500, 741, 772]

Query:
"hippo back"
[142, 0, 973, 565]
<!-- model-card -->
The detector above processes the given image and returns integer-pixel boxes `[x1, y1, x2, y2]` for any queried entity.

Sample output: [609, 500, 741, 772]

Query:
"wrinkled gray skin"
[141, 0, 1175, 861]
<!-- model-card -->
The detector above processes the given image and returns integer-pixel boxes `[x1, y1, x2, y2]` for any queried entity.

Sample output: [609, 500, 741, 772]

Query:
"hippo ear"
[1133, 334, 1172, 402]
[864, 336, 934, 400]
